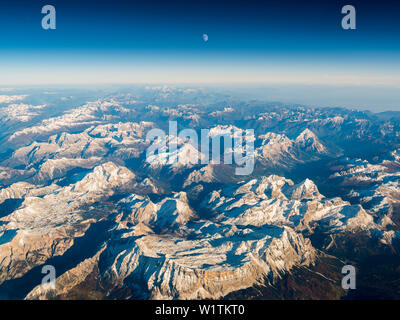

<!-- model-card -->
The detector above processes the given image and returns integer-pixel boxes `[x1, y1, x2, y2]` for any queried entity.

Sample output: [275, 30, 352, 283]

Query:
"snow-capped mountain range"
[0, 87, 399, 299]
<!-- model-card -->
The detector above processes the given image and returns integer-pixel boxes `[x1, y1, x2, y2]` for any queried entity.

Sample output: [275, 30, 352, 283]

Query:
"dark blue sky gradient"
[1, 0, 399, 52]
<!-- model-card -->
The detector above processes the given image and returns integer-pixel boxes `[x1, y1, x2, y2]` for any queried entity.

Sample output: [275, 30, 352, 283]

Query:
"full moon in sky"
[203, 34, 208, 42]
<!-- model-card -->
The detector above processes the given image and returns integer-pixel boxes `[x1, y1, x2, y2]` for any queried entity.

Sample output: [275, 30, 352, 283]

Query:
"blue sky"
[0, 0, 399, 110]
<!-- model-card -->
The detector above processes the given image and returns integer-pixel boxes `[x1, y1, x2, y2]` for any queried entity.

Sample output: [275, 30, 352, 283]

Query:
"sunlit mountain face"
[0, 0, 400, 300]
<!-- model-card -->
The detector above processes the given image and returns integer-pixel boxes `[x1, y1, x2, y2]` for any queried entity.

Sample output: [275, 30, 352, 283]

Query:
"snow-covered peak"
[71, 162, 135, 193]
[295, 129, 327, 154]
[146, 135, 206, 169]
[183, 164, 215, 187]
[284, 178, 322, 201]
[119, 191, 196, 232]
